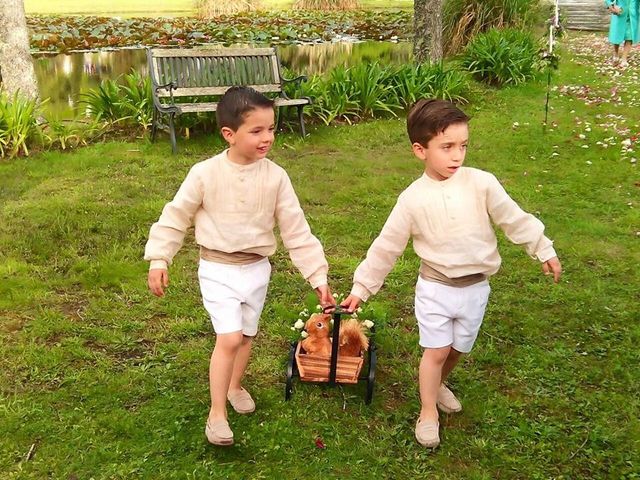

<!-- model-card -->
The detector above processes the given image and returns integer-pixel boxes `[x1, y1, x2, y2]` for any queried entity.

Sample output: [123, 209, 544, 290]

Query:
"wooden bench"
[147, 47, 311, 154]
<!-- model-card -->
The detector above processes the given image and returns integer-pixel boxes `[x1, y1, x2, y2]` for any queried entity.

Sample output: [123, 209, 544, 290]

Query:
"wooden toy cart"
[285, 306, 377, 404]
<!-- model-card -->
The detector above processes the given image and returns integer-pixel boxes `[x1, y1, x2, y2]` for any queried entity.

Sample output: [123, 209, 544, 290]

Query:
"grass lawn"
[24, 0, 412, 16]
[1, 34, 639, 478]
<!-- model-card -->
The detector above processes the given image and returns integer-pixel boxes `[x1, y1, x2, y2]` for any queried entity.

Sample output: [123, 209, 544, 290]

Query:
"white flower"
[332, 293, 339, 298]
[290, 327, 296, 331]
[300, 331, 308, 338]
[294, 319, 305, 330]
[357, 307, 363, 313]
[622, 139, 632, 147]
[315, 304, 322, 311]
[363, 320, 374, 329]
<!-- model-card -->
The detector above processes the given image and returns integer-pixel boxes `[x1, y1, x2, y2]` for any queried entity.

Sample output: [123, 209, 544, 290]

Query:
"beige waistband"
[419, 262, 487, 288]
[199, 246, 265, 265]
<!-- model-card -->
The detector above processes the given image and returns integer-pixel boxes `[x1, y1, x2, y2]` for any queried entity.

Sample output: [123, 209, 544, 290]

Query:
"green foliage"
[80, 71, 152, 128]
[461, 28, 543, 86]
[442, 0, 544, 55]
[0, 91, 42, 158]
[390, 62, 470, 107]
[40, 119, 106, 151]
[284, 62, 470, 125]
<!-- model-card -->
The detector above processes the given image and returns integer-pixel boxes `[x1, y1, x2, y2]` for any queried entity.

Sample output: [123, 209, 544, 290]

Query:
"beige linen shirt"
[144, 150, 328, 288]
[351, 167, 556, 301]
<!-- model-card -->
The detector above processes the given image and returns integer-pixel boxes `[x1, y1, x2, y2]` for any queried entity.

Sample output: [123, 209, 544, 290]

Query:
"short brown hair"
[216, 86, 274, 131]
[406, 99, 469, 146]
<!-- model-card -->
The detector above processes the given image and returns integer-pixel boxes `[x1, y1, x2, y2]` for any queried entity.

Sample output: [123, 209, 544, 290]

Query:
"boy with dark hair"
[342, 98, 562, 448]
[145, 86, 333, 446]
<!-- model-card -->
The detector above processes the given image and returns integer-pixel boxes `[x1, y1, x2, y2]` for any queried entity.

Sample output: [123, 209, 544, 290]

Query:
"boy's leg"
[419, 346, 450, 422]
[441, 348, 463, 383]
[229, 334, 253, 394]
[209, 331, 244, 423]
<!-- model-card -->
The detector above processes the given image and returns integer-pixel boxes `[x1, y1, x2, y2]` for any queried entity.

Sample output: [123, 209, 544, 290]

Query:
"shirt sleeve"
[351, 196, 412, 301]
[275, 172, 328, 289]
[143, 166, 204, 270]
[485, 173, 556, 262]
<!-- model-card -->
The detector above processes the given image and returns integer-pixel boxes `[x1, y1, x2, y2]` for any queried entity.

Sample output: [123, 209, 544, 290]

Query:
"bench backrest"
[148, 47, 283, 98]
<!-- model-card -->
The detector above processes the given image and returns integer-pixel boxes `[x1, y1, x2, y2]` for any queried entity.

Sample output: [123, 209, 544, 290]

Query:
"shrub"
[391, 62, 470, 108]
[461, 28, 542, 86]
[0, 91, 42, 158]
[81, 71, 152, 128]
[443, 0, 544, 55]
[284, 62, 471, 125]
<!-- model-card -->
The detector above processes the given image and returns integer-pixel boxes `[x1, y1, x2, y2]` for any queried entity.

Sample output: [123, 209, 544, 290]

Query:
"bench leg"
[297, 105, 306, 137]
[151, 108, 159, 143]
[276, 106, 286, 132]
[169, 113, 177, 154]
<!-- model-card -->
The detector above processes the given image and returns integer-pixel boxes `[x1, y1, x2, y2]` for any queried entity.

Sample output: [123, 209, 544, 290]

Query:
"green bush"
[443, 0, 544, 55]
[461, 28, 542, 86]
[0, 91, 42, 158]
[284, 62, 471, 125]
[81, 71, 152, 128]
[390, 62, 470, 108]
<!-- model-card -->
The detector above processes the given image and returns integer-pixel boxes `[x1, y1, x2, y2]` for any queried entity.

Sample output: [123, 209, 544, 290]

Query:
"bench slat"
[150, 47, 276, 58]
[156, 84, 283, 97]
[174, 97, 309, 113]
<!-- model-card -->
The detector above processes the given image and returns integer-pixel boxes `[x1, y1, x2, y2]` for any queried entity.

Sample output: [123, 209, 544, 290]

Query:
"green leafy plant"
[461, 28, 543, 86]
[391, 62, 470, 108]
[0, 91, 43, 158]
[80, 71, 153, 129]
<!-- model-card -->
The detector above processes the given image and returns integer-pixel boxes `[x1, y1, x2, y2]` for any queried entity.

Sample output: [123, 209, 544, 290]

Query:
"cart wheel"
[285, 341, 298, 401]
[365, 345, 377, 405]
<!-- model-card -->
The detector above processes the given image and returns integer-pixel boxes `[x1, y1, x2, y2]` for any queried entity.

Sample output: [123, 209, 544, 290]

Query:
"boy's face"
[412, 122, 468, 181]
[221, 106, 275, 164]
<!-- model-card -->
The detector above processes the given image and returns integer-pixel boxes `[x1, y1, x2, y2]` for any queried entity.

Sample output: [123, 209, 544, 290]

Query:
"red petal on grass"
[315, 437, 326, 449]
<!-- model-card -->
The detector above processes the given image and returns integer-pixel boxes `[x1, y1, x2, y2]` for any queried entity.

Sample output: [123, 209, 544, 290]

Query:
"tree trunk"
[0, 0, 39, 99]
[413, 0, 443, 64]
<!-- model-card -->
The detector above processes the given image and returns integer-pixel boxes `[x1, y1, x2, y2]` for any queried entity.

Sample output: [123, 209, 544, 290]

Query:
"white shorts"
[198, 257, 271, 336]
[414, 276, 491, 353]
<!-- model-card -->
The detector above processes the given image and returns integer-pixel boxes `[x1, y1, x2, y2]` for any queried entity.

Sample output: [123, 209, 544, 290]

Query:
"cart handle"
[322, 305, 353, 315]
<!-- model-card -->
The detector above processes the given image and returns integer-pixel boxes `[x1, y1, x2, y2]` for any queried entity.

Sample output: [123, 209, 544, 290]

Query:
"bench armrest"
[279, 74, 307, 100]
[280, 74, 308, 86]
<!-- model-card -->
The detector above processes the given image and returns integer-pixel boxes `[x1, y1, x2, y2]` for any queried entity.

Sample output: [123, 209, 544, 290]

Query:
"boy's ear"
[411, 141, 427, 160]
[220, 126, 236, 144]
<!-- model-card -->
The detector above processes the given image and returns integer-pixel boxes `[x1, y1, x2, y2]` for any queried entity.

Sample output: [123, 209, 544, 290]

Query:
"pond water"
[34, 41, 412, 119]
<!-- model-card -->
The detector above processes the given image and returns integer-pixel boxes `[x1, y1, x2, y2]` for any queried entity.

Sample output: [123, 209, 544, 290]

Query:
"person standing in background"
[604, 0, 639, 67]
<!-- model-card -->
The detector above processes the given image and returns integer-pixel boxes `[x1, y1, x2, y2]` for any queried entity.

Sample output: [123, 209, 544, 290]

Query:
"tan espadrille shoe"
[227, 388, 255, 414]
[437, 384, 462, 414]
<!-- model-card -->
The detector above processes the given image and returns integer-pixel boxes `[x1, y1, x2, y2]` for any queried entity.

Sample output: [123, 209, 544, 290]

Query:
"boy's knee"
[422, 346, 451, 364]
[216, 331, 245, 352]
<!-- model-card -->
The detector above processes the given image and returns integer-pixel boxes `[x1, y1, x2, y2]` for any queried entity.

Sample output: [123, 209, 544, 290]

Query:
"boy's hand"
[340, 294, 362, 313]
[542, 256, 562, 283]
[314, 284, 334, 310]
[148, 269, 169, 297]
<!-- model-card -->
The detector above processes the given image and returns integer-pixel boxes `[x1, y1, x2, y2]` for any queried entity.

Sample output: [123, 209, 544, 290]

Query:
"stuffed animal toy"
[300, 313, 332, 356]
[338, 318, 369, 357]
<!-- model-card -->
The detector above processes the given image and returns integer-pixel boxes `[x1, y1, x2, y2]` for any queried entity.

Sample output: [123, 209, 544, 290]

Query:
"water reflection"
[34, 42, 412, 119]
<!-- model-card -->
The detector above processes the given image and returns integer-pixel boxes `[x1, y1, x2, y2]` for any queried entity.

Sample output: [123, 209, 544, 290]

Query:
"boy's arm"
[485, 173, 560, 271]
[144, 166, 204, 272]
[275, 173, 328, 291]
[350, 197, 412, 302]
